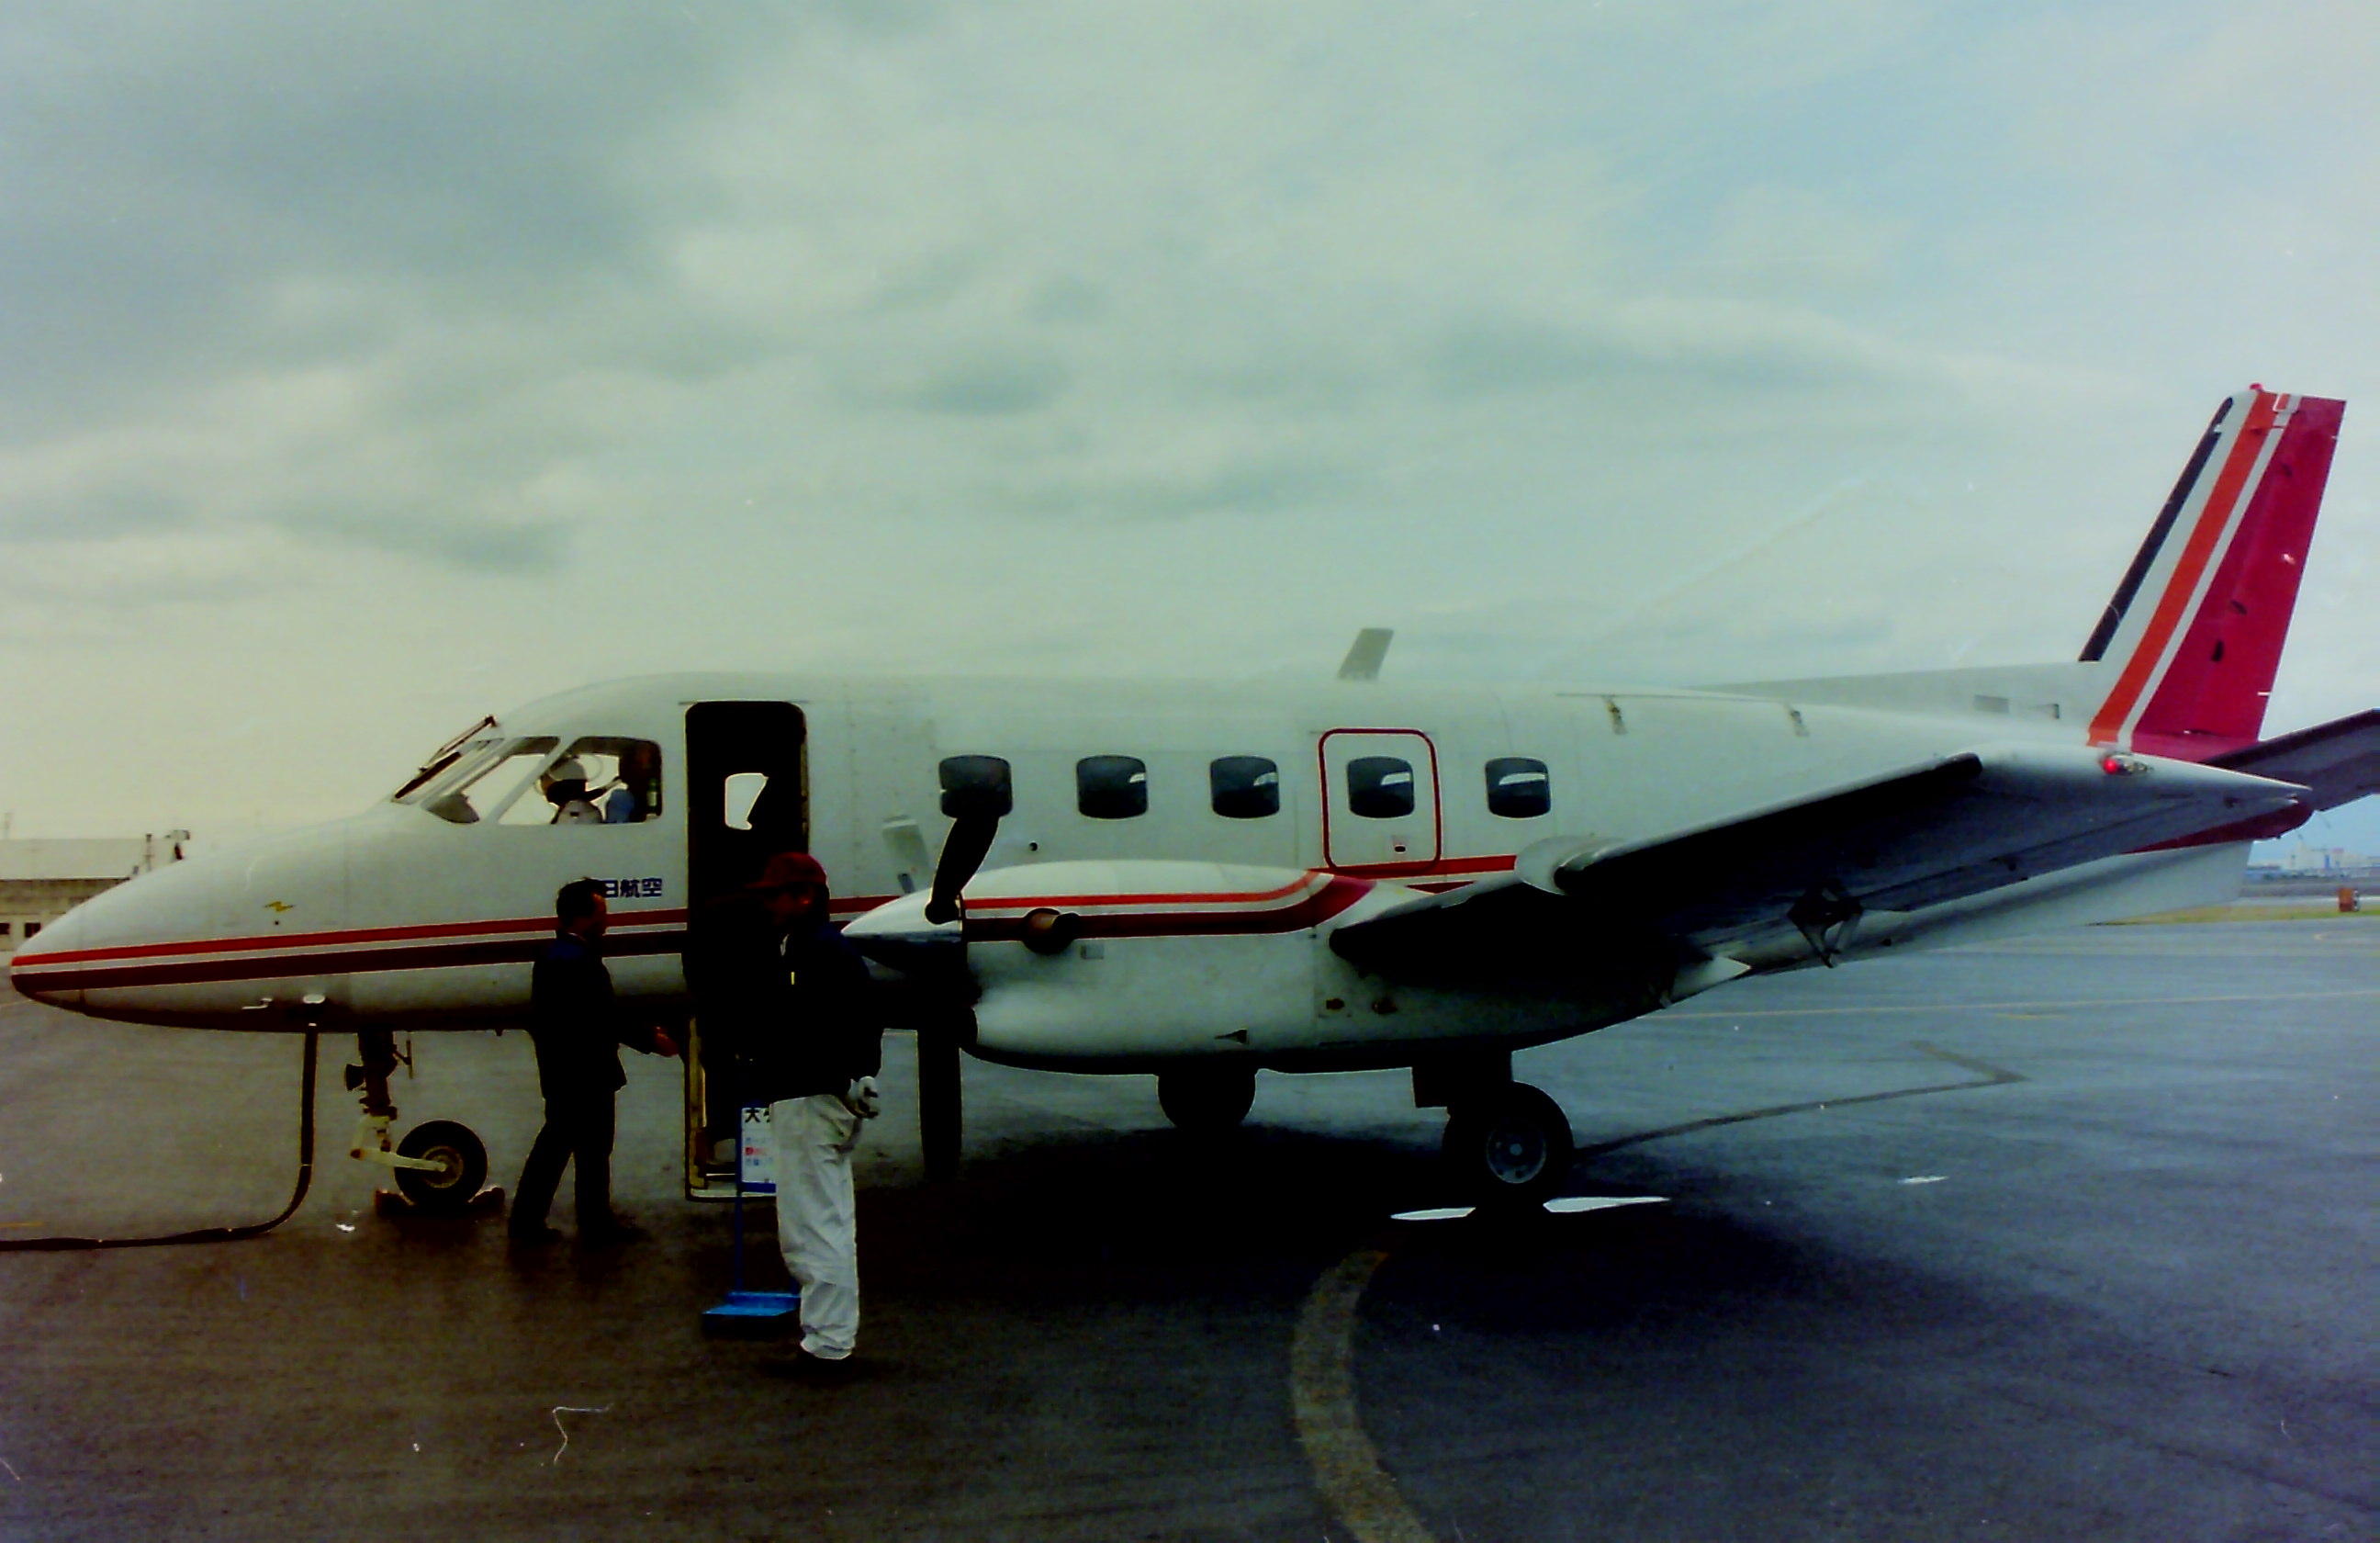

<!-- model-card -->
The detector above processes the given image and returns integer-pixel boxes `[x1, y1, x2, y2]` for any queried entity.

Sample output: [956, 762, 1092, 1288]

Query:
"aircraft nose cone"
[7, 821, 353, 1028]
[7, 907, 89, 1008]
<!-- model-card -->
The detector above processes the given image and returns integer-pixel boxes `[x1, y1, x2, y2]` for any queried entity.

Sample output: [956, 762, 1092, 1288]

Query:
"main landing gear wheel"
[1158, 1065, 1257, 1132]
[392, 1121, 488, 1215]
[1443, 1083, 1574, 1207]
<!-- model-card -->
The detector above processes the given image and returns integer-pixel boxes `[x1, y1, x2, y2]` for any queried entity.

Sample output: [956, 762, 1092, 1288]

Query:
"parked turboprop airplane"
[11, 387, 2376, 1208]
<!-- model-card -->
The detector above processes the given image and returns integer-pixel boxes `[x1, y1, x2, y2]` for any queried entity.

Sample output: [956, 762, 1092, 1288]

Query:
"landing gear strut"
[344, 1026, 492, 1217]
[918, 1027, 963, 1184]
[1158, 1064, 1257, 1132]
[1442, 1083, 1575, 1207]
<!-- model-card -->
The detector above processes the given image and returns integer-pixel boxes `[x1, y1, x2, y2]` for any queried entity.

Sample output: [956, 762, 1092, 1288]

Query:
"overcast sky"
[2, 1, 2374, 852]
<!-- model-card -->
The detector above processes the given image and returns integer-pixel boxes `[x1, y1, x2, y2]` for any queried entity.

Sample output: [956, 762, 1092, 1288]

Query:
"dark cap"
[747, 850, 828, 895]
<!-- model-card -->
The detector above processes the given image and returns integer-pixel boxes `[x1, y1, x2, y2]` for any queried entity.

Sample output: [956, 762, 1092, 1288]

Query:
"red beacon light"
[2098, 751, 2150, 776]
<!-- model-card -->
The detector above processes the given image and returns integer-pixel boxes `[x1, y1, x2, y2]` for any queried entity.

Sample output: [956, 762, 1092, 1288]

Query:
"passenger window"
[1485, 757, 1552, 818]
[939, 755, 1014, 820]
[1210, 756, 1281, 819]
[1346, 756, 1416, 819]
[1077, 756, 1148, 819]
[421, 738, 558, 824]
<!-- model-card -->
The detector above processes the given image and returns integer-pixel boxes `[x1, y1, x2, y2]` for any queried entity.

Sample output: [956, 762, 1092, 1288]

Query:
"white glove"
[840, 1076, 882, 1120]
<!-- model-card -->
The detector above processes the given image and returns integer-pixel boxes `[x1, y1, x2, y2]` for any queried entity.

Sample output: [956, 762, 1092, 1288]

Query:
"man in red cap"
[721, 850, 882, 1374]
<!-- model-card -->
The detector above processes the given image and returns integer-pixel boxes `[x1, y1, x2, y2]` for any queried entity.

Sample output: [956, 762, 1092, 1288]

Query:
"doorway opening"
[682, 700, 807, 1199]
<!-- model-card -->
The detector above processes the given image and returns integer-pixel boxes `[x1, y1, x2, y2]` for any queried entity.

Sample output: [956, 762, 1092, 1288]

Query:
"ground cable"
[0, 1031, 318, 1252]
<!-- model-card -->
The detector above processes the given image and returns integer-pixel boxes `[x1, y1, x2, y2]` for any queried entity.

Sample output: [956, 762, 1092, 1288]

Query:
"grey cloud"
[0, 6, 788, 429]
[1420, 300, 1939, 402]
[1028, 276, 1108, 324]
[1006, 451, 1358, 522]
[0, 485, 188, 544]
[902, 349, 1072, 416]
[867, 253, 986, 315]
[1422, 318, 1616, 397]
[287, 508, 571, 575]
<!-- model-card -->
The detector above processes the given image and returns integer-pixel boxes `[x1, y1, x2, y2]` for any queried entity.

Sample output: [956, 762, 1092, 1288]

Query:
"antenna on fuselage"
[1337, 627, 1393, 681]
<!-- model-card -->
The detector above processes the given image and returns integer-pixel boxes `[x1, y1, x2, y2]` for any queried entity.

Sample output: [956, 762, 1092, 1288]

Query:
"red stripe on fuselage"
[960, 873, 1325, 914]
[1330, 853, 1516, 883]
[16, 909, 689, 968]
[14, 929, 692, 995]
[962, 874, 1375, 942]
[14, 855, 1518, 995]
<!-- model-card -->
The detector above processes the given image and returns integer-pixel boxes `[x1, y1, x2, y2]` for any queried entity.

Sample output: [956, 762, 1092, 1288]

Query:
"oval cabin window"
[1076, 755, 1149, 819]
[1346, 756, 1416, 819]
[1209, 756, 1281, 819]
[1485, 757, 1552, 819]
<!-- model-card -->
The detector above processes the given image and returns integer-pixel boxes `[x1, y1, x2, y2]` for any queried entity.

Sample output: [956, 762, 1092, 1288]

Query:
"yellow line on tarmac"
[1663, 986, 2380, 1021]
[1290, 1248, 1438, 1543]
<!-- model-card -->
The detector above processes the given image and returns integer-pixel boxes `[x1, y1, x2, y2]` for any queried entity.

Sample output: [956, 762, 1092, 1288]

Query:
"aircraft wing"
[2209, 709, 2380, 811]
[1328, 746, 2308, 988]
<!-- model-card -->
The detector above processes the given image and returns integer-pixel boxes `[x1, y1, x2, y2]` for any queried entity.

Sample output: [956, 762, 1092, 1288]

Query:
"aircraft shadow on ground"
[840, 1042, 2023, 1295]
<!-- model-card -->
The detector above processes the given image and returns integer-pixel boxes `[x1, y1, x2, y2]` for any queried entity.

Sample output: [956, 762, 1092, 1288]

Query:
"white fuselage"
[9, 668, 2246, 1071]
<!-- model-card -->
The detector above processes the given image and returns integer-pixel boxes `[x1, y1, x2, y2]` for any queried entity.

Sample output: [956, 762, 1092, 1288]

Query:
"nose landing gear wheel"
[392, 1121, 489, 1215]
[1443, 1083, 1573, 1207]
[1158, 1065, 1257, 1132]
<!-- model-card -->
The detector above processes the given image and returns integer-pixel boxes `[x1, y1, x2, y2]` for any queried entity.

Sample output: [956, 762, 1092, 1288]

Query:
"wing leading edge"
[1328, 746, 2309, 991]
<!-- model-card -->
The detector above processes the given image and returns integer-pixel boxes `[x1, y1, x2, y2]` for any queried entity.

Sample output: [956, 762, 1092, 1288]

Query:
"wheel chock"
[371, 1184, 506, 1219]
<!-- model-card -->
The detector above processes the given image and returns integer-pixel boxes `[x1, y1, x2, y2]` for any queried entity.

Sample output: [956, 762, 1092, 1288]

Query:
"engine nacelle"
[847, 862, 1532, 1066]
[841, 860, 1606, 1071]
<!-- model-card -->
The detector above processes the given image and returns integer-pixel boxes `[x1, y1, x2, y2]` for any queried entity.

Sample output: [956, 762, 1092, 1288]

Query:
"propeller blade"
[925, 813, 998, 926]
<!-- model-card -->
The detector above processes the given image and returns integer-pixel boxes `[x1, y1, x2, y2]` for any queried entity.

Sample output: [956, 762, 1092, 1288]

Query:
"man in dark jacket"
[702, 850, 881, 1369]
[510, 878, 679, 1246]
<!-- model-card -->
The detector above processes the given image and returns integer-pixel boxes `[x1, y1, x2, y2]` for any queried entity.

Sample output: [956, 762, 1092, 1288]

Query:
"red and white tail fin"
[2082, 387, 2345, 757]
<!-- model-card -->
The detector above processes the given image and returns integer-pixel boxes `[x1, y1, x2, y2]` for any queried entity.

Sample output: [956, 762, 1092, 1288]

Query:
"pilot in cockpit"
[603, 741, 661, 824]
[540, 760, 603, 825]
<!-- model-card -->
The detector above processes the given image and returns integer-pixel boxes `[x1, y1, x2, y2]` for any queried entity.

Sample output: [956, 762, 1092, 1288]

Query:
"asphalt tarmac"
[2, 918, 2373, 1541]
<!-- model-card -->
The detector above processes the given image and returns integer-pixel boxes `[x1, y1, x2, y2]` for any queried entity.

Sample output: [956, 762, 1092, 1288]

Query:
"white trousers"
[769, 1094, 863, 1359]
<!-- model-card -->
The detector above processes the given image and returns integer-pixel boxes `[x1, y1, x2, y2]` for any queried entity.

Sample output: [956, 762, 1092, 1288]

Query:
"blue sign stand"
[702, 1102, 799, 1337]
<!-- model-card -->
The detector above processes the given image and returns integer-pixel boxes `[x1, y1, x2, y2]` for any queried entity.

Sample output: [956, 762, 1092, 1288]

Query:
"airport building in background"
[0, 837, 185, 952]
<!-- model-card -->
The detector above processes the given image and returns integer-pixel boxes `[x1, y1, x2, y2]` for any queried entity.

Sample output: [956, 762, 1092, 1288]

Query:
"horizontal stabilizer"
[2209, 709, 2380, 811]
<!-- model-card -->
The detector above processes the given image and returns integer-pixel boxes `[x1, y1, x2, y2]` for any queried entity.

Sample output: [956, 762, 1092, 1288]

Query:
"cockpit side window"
[420, 738, 558, 824]
[389, 715, 500, 801]
[597, 739, 666, 824]
[498, 736, 667, 826]
[398, 737, 505, 807]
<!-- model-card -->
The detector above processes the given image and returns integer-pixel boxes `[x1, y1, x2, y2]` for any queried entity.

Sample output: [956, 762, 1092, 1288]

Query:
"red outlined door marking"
[1318, 728, 1443, 873]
